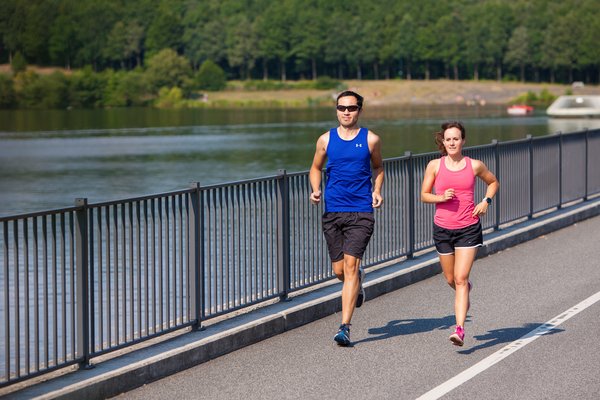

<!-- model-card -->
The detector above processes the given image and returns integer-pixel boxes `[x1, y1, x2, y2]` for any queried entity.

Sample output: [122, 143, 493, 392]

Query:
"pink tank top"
[434, 156, 479, 229]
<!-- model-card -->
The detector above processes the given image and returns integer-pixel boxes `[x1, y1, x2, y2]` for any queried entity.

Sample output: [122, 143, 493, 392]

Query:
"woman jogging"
[420, 121, 499, 346]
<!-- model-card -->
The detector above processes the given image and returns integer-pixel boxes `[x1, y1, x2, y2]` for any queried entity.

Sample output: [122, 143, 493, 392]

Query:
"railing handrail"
[1, 128, 599, 387]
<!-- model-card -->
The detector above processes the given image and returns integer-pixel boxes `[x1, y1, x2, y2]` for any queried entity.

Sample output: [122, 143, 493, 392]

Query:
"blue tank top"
[324, 127, 373, 212]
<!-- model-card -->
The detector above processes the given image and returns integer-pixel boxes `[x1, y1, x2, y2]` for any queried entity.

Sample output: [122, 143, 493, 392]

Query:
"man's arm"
[309, 133, 328, 204]
[368, 131, 384, 208]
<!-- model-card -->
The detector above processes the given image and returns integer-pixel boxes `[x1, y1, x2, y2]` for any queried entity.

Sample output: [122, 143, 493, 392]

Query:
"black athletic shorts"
[433, 221, 483, 255]
[322, 212, 375, 262]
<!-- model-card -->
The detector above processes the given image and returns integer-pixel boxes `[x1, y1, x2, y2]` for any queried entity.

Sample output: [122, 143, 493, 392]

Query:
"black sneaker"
[356, 268, 366, 308]
[334, 324, 351, 346]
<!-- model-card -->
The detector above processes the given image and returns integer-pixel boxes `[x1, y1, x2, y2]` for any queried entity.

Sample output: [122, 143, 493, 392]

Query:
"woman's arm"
[472, 159, 499, 216]
[421, 159, 453, 203]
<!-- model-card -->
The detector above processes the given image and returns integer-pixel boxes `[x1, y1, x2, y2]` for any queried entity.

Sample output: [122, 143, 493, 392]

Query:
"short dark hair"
[435, 121, 466, 155]
[336, 90, 363, 109]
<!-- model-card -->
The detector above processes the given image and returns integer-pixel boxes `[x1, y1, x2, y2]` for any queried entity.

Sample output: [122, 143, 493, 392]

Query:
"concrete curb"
[5, 199, 599, 400]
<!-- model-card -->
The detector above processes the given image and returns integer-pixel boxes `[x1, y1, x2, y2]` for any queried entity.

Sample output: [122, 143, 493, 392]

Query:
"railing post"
[584, 128, 589, 201]
[75, 198, 91, 369]
[558, 132, 563, 209]
[405, 151, 415, 259]
[493, 140, 500, 230]
[527, 135, 533, 219]
[276, 169, 291, 300]
[188, 182, 204, 330]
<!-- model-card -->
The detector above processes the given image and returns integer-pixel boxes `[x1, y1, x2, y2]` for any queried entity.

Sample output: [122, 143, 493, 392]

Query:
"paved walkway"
[116, 212, 600, 400]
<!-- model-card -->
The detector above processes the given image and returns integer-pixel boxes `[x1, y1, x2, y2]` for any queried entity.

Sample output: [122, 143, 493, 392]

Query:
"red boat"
[507, 104, 534, 116]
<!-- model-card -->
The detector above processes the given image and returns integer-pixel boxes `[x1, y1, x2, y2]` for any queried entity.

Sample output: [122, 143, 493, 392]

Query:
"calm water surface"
[1, 106, 599, 216]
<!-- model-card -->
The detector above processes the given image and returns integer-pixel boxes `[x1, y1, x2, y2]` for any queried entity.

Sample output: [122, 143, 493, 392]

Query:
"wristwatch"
[483, 197, 492, 204]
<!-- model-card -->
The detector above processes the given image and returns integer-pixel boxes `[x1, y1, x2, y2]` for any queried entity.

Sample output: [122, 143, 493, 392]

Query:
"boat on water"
[507, 104, 534, 116]
[546, 95, 600, 118]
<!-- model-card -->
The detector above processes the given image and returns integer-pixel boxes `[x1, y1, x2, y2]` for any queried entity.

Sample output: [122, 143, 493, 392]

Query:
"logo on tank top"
[356, 143, 362, 148]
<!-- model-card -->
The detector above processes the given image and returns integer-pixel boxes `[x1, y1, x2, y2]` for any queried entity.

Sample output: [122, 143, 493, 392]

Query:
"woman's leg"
[439, 253, 456, 289]
[453, 248, 478, 326]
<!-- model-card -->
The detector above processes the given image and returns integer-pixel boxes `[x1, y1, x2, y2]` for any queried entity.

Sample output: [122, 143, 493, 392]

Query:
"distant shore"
[2, 64, 599, 108]
[208, 79, 600, 107]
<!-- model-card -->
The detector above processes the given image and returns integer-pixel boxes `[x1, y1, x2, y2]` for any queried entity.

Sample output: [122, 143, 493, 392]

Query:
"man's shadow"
[352, 315, 459, 345]
[457, 323, 564, 354]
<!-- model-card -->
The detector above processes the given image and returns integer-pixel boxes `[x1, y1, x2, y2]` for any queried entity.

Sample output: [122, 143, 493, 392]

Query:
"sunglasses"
[336, 105, 360, 112]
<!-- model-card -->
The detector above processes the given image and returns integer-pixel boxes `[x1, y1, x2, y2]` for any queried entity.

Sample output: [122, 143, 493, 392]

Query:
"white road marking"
[417, 290, 600, 400]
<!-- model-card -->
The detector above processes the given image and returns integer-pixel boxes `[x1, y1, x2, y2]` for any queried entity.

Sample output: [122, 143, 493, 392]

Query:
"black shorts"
[433, 221, 483, 255]
[322, 212, 375, 262]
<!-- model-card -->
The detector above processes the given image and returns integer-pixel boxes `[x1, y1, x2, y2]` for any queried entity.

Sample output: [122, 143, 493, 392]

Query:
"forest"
[0, 0, 599, 108]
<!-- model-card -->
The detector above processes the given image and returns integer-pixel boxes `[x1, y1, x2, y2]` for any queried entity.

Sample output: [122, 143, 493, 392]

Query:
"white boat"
[546, 95, 600, 118]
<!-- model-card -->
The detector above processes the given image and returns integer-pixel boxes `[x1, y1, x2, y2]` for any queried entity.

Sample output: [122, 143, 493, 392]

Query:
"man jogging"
[309, 90, 384, 346]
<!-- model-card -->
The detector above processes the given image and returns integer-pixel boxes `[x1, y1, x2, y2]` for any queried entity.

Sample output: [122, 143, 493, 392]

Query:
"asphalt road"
[113, 216, 600, 400]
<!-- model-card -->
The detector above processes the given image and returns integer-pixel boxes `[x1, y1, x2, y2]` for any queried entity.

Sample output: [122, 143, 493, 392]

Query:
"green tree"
[225, 14, 257, 80]
[103, 68, 146, 107]
[21, 0, 56, 64]
[377, 6, 401, 79]
[144, 48, 192, 92]
[37, 71, 70, 109]
[504, 26, 531, 82]
[11, 51, 27, 74]
[514, 0, 551, 82]
[0, 74, 16, 108]
[463, 5, 488, 80]
[104, 21, 145, 69]
[14, 70, 41, 107]
[0, 0, 17, 62]
[2, 0, 25, 61]
[69, 66, 106, 107]
[576, 0, 600, 82]
[323, 8, 351, 79]
[482, 2, 514, 81]
[352, 3, 381, 79]
[255, 1, 293, 81]
[13, 70, 69, 109]
[182, 0, 226, 69]
[289, 0, 325, 80]
[396, 13, 418, 80]
[145, 8, 183, 58]
[540, 7, 579, 83]
[413, 0, 445, 80]
[73, 1, 119, 69]
[49, 12, 79, 69]
[195, 60, 226, 91]
[434, 7, 465, 80]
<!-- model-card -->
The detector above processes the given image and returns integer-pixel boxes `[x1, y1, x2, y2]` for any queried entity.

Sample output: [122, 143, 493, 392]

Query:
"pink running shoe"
[450, 325, 465, 346]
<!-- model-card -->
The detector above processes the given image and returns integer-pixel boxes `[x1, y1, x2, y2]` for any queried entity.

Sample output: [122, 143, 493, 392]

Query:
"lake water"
[1, 105, 599, 216]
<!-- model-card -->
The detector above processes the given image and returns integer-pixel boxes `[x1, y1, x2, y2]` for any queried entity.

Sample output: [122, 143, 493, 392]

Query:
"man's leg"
[340, 254, 361, 325]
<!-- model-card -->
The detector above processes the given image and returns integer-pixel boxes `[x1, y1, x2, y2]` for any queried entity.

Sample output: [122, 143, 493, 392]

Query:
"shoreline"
[2, 63, 599, 108]
[201, 79, 600, 108]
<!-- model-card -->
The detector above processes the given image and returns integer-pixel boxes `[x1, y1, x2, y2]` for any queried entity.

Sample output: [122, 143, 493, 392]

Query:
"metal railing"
[1, 129, 599, 386]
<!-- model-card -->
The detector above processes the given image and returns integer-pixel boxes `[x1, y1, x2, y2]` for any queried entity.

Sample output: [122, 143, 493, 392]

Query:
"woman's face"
[443, 127, 465, 156]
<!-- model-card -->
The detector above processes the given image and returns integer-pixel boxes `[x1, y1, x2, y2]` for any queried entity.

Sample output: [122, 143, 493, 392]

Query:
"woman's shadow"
[353, 316, 563, 354]
[457, 323, 564, 354]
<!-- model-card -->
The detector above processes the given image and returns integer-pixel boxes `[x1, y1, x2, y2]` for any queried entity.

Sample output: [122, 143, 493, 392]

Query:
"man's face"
[336, 96, 361, 128]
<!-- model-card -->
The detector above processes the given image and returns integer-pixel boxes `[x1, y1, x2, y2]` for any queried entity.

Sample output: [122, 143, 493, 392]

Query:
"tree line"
[0, 0, 598, 108]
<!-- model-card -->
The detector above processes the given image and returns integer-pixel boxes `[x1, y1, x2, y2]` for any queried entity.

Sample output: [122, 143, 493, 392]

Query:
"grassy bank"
[2, 64, 598, 109]
[205, 79, 599, 108]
